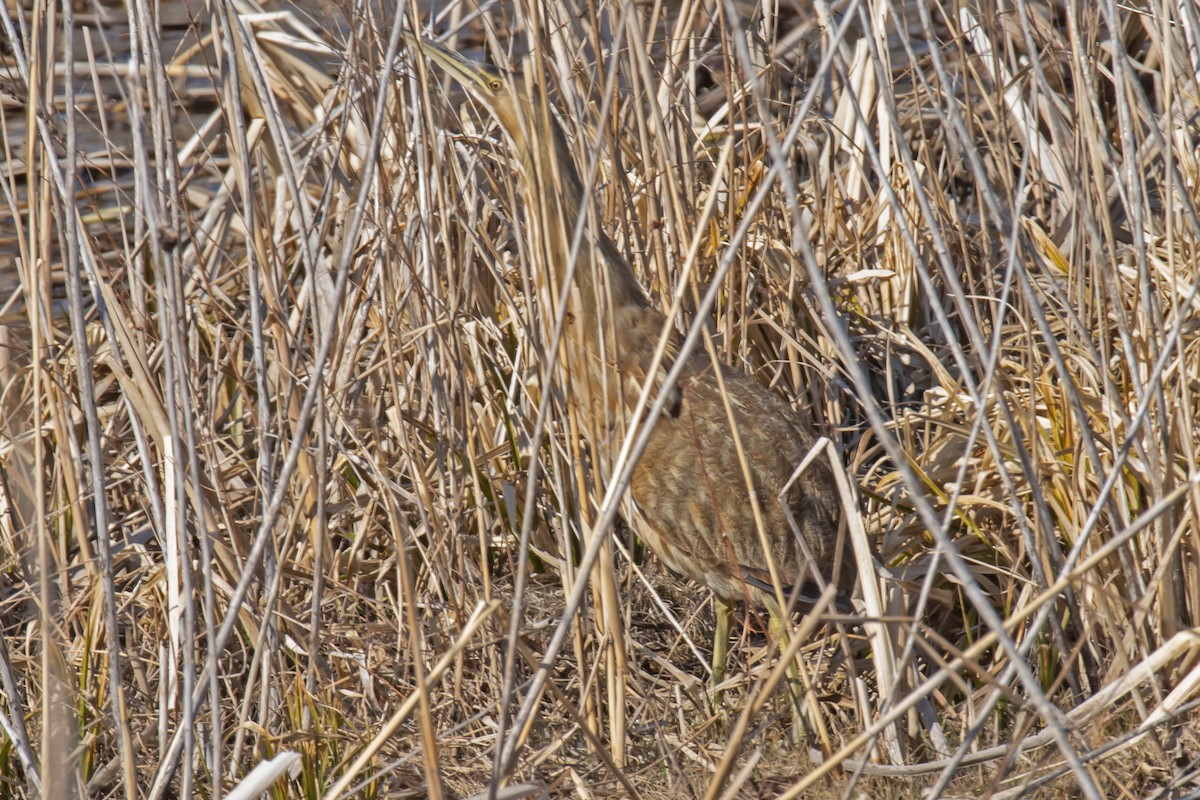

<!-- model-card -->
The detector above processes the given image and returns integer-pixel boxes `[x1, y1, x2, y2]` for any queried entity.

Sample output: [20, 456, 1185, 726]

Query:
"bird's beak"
[401, 31, 507, 96]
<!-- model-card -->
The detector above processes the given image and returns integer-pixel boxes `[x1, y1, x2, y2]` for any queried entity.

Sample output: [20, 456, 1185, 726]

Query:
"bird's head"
[403, 32, 541, 158]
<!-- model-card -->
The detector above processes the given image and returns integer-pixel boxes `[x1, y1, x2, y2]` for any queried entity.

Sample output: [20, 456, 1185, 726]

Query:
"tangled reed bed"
[1, 0, 1199, 797]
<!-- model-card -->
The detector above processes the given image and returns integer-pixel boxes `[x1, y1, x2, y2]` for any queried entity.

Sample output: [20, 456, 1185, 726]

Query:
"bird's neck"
[516, 116, 650, 321]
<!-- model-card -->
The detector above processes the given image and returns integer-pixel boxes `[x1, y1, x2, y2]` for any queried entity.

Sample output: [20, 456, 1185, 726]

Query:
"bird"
[404, 32, 852, 702]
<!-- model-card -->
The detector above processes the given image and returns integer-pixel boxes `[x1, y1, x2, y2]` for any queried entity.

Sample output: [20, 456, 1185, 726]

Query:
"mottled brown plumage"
[407, 34, 850, 691]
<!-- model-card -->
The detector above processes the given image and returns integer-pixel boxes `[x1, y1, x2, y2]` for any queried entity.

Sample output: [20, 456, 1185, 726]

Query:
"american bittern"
[405, 33, 850, 699]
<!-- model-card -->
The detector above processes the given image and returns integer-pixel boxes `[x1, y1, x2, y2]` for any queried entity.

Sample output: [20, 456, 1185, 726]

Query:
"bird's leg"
[764, 596, 828, 743]
[764, 597, 803, 713]
[711, 596, 734, 709]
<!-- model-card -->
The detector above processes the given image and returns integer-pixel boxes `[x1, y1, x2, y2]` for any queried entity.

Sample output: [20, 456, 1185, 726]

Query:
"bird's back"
[626, 334, 846, 604]
[544, 192, 846, 607]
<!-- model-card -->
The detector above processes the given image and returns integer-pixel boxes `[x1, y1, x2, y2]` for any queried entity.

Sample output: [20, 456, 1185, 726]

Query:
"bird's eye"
[489, 79, 503, 91]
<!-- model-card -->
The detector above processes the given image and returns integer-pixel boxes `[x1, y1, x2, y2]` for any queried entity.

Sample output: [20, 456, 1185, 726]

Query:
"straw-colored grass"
[2, 0, 1199, 797]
